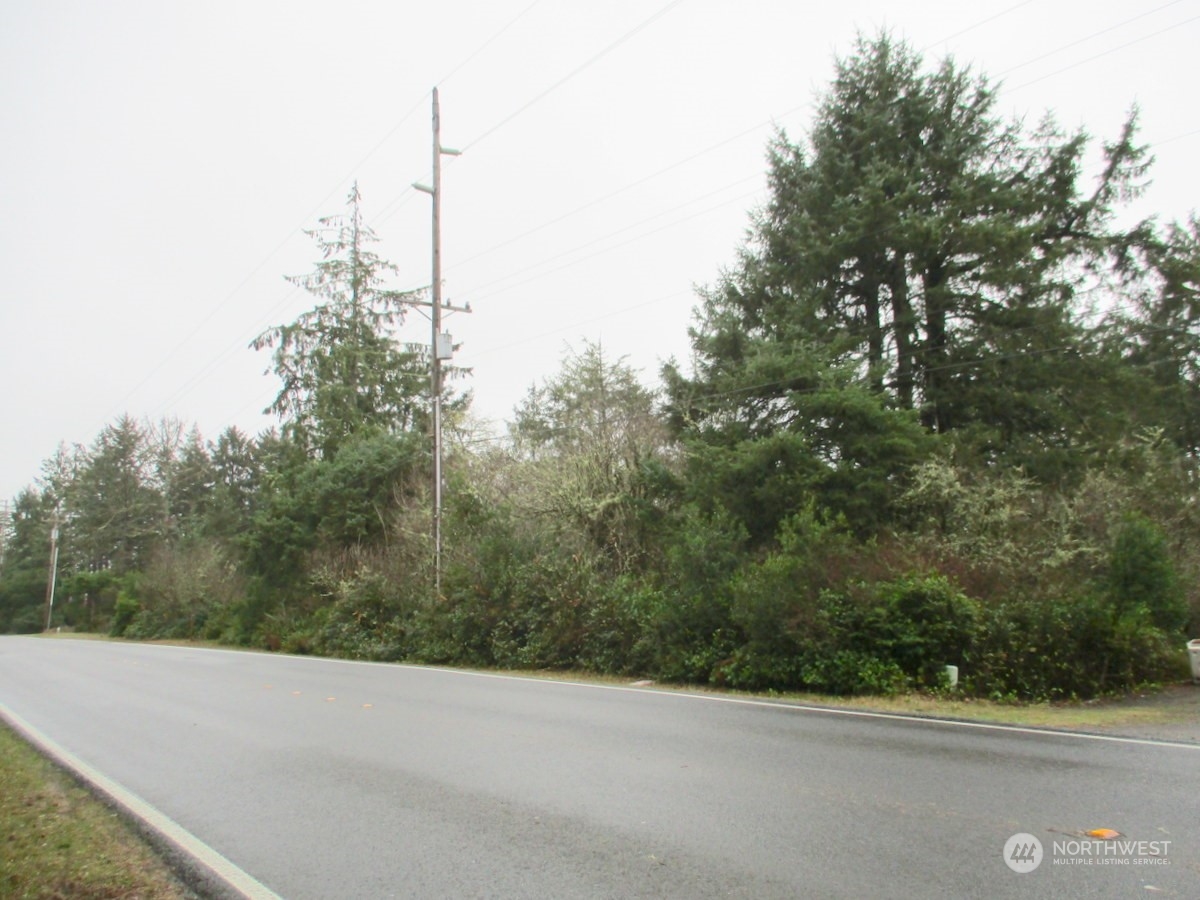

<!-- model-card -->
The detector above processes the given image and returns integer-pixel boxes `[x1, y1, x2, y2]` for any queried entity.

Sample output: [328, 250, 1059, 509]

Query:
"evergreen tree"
[251, 185, 433, 458]
[0, 488, 54, 632]
[65, 416, 160, 576]
[206, 426, 263, 540]
[509, 341, 671, 571]
[170, 427, 217, 537]
[1119, 217, 1200, 453]
[669, 33, 1153, 538]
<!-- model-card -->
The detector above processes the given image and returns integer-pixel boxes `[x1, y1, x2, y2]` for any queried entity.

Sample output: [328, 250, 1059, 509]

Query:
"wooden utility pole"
[43, 519, 60, 631]
[413, 87, 465, 598]
[430, 88, 446, 599]
[0, 499, 11, 568]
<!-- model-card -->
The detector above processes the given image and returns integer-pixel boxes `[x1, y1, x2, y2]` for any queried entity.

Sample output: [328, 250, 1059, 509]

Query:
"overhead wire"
[441, 311, 1200, 452]
[398, 4, 1186, 347]
[439, 0, 1196, 368]
[105, 0, 1200, 442]
[466, 288, 694, 361]
[463, 0, 687, 151]
[405, 0, 1200, 441]
[367, 0, 701, 245]
[1005, 13, 1200, 94]
[144, 3, 563, 435]
[436, 0, 545, 90]
[146, 282, 307, 422]
[459, 174, 763, 306]
[451, 132, 1182, 386]
[994, 0, 1189, 79]
[920, 0, 1036, 51]
[510, 0, 1199, 418]
[205, 1, 692, 432]
[1153, 127, 1200, 148]
[449, 104, 811, 272]
[98, 87, 440, 431]
[370, 1, 1199, 416]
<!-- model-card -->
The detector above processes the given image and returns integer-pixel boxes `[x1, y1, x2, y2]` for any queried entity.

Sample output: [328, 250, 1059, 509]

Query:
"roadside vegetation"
[0, 721, 192, 899]
[3, 34, 1198, 704]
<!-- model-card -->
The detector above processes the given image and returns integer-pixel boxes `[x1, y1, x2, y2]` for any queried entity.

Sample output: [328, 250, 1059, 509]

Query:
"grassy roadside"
[767, 684, 1200, 735]
[0, 721, 194, 900]
[503, 668, 1200, 738]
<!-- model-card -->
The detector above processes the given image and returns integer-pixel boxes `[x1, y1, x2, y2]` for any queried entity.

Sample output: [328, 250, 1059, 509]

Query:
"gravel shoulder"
[795, 681, 1200, 744]
[1060, 683, 1200, 743]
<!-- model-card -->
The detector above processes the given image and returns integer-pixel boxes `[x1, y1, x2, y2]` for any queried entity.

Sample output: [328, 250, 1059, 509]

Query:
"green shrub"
[313, 567, 408, 661]
[1107, 514, 1188, 634]
[799, 650, 909, 696]
[872, 575, 980, 686]
[711, 644, 803, 691]
[967, 593, 1181, 700]
[576, 576, 660, 676]
[643, 505, 746, 682]
[9, 606, 44, 635]
[108, 591, 140, 637]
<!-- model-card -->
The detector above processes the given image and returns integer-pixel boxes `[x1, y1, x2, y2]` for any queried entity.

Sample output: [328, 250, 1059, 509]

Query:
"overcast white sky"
[2, 0, 1197, 502]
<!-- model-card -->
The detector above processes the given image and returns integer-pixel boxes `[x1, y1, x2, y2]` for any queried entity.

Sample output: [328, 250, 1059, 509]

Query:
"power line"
[131, 3, 690, 440]
[922, 0, 1036, 52]
[1153, 127, 1200, 148]
[995, 0, 1189, 79]
[466, 288, 692, 360]
[81, 1, 1200, 452]
[459, 176, 762, 306]
[146, 283, 307, 422]
[450, 105, 809, 272]
[439, 5, 1197, 360]
[94, 3, 561, 440]
[1005, 13, 1200, 94]
[436, 0, 545, 89]
[97, 94, 437, 432]
[464, 0, 687, 150]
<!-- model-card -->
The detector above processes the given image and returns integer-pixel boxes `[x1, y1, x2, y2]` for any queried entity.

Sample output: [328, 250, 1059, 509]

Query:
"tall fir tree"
[252, 185, 432, 458]
[668, 34, 1154, 538]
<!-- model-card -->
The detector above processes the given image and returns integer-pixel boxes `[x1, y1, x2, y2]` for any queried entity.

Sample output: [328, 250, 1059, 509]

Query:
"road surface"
[0, 636, 1196, 898]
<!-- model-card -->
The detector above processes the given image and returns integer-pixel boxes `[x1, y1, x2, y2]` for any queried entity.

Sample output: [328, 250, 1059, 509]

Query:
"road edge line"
[392, 663, 1200, 751]
[0, 701, 282, 900]
[55, 639, 1200, 751]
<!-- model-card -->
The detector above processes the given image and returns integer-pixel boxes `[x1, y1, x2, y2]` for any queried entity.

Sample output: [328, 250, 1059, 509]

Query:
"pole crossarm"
[399, 297, 473, 314]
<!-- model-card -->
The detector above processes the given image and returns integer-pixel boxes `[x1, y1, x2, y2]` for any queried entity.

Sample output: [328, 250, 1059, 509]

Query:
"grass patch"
[0, 721, 193, 900]
[504, 666, 1199, 736]
[764, 688, 1195, 731]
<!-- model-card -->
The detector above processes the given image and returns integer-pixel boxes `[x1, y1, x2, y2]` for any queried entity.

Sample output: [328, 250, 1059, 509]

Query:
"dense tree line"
[3, 36, 1197, 700]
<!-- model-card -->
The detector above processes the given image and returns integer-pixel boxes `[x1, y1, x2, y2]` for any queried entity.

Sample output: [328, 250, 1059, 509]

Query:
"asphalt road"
[0, 637, 1197, 899]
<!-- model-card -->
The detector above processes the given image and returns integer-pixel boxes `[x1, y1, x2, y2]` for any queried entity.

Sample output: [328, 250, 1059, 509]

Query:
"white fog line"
[391, 662, 1200, 751]
[0, 701, 282, 900]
